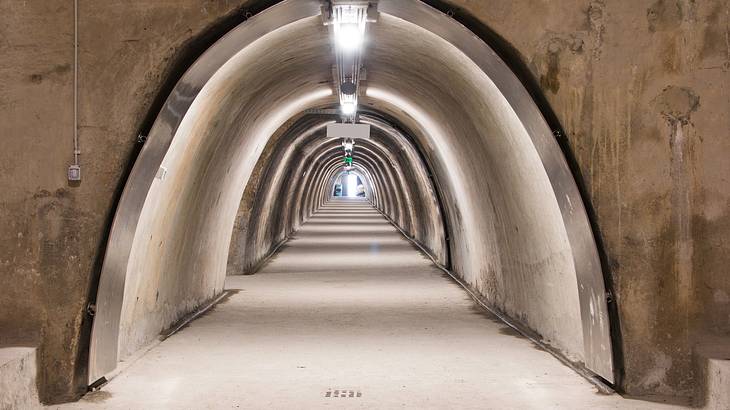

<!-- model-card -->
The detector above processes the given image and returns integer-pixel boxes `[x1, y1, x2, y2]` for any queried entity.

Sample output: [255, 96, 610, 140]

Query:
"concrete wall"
[0, 0, 727, 404]
[0, 347, 41, 410]
[438, 0, 730, 396]
[0, 0, 258, 402]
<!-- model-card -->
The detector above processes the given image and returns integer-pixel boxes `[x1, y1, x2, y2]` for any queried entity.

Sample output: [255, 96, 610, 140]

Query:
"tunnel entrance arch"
[88, 0, 617, 387]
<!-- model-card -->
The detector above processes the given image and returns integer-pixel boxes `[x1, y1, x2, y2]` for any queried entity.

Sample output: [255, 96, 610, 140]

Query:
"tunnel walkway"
[57, 199, 680, 409]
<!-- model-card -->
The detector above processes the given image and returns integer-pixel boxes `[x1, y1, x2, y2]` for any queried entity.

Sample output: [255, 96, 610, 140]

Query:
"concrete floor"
[55, 199, 685, 409]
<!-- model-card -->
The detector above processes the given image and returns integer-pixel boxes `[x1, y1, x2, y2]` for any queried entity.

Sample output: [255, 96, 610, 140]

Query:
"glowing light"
[336, 23, 363, 51]
[341, 102, 356, 115]
[346, 173, 358, 197]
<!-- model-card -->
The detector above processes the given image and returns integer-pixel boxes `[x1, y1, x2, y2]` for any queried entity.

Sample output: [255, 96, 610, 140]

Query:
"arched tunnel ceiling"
[89, 0, 615, 387]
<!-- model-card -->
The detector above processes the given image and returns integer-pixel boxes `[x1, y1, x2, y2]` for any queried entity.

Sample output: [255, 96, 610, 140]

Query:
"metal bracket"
[605, 290, 614, 304]
[323, 1, 379, 25]
[88, 376, 108, 391]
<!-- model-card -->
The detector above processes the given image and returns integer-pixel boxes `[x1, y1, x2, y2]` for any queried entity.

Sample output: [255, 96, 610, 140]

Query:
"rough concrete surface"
[442, 0, 730, 397]
[0, 347, 41, 410]
[0, 0, 727, 404]
[0, 0, 259, 402]
[704, 358, 730, 409]
[52, 200, 684, 409]
[694, 336, 730, 409]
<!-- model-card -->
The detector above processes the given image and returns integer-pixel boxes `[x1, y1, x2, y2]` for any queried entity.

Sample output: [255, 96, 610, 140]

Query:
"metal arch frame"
[88, 0, 614, 385]
[87, 0, 324, 384]
[378, 0, 614, 381]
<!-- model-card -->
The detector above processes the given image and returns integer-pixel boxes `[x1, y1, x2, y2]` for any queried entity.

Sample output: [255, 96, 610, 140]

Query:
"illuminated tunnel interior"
[4, 0, 729, 407]
[77, 0, 624, 407]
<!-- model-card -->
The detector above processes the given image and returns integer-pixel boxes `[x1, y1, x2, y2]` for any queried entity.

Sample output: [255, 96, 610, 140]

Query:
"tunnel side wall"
[0, 1, 263, 402]
[226, 115, 447, 277]
[364, 12, 590, 368]
[444, 0, 730, 395]
[114, 17, 334, 362]
[230, 119, 335, 275]
[0, 0, 727, 402]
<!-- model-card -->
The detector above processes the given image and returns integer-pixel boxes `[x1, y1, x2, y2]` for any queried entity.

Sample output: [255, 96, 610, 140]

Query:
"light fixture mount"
[340, 81, 357, 95]
[324, 1, 378, 122]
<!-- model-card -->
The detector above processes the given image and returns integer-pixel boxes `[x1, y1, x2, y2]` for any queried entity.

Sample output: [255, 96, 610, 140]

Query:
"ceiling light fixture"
[332, 4, 367, 52]
[336, 22, 364, 51]
[341, 102, 356, 115]
[326, 2, 377, 121]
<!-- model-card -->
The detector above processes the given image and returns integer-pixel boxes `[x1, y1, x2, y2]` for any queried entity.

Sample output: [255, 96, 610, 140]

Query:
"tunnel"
[87, 0, 613, 396]
[1, 0, 728, 408]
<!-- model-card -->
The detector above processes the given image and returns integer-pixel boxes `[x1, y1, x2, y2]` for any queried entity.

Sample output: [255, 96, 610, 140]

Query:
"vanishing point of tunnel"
[0, 0, 728, 409]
